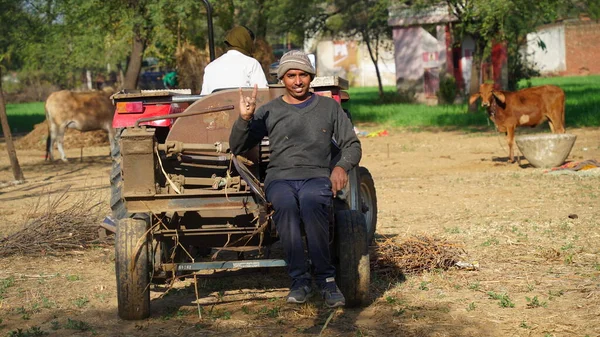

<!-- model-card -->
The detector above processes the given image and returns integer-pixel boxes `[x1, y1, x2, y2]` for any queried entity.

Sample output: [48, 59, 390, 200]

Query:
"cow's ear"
[468, 93, 480, 105]
[492, 91, 506, 103]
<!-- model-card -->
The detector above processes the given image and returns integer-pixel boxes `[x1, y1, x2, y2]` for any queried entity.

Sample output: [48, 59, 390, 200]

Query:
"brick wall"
[564, 21, 600, 75]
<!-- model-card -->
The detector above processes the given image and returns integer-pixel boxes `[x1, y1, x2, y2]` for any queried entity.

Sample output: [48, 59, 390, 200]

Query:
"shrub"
[438, 74, 457, 105]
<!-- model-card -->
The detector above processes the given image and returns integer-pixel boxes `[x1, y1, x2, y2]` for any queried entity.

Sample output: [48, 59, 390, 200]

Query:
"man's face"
[281, 69, 311, 100]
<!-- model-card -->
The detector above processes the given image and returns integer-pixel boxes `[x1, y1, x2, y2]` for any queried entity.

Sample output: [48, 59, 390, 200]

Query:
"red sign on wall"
[422, 52, 439, 62]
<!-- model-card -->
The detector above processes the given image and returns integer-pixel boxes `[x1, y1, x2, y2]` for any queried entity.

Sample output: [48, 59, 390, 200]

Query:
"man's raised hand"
[239, 84, 258, 121]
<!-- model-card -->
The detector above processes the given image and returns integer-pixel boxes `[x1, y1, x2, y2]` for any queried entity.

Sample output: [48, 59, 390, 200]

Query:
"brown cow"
[469, 83, 566, 163]
[45, 90, 115, 162]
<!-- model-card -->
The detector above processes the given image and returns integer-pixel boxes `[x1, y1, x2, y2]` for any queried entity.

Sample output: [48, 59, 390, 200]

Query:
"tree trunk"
[123, 35, 146, 90]
[255, 0, 268, 40]
[364, 33, 384, 98]
[86, 70, 93, 90]
[0, 68, 25, 182]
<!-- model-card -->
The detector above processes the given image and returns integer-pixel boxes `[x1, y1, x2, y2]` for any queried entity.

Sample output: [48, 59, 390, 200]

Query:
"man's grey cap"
[277, 50, 316, 79]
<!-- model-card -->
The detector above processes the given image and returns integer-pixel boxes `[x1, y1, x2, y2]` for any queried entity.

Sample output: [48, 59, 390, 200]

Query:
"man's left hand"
[330, 166, 348, 195]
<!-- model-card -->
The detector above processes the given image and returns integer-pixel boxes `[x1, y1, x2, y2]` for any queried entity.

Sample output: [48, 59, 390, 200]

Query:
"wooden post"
[0, 67, 25, 182]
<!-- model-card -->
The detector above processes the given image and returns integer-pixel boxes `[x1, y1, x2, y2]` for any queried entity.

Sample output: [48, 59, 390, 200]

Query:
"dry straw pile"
[372, 235, 466, 277]
[0, 189, 107, 256]
[15, 121, 109, 151]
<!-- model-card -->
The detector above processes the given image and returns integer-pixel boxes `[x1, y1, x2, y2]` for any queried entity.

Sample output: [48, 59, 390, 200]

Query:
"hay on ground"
[15, 121, 109, 151]
[372, 235, 465, 277]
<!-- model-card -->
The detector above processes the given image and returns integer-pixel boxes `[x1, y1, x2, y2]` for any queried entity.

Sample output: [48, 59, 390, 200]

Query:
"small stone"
[568, 214, 578, 219]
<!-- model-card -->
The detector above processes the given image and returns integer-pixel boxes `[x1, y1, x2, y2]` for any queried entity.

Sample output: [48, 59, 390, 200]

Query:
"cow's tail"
[45, 105, 51, 161]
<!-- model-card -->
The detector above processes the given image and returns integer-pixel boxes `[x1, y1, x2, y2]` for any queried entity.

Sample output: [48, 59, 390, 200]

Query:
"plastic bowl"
[515, 133, 577, 168]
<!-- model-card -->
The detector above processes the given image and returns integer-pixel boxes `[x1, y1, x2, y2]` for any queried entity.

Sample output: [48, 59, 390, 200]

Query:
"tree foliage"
[1, 0, 598, 96]
[327, 0, 393, 97]
[414, 0, 579, 91]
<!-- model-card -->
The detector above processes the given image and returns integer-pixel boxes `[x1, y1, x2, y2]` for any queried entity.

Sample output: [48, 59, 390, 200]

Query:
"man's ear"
[468, 93, 480, 105]
[492, 91, 506, 103]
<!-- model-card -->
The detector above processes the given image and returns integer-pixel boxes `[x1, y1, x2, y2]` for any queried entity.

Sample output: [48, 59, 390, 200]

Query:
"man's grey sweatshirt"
[229, 94, 362, 188]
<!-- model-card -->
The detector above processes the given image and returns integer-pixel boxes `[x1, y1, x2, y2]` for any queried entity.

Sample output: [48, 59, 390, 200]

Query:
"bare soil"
[1, 126, 599, 337]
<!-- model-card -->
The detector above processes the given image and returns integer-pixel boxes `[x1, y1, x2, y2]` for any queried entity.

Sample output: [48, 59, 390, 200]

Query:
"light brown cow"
[45, 90, 115, 162]
[469, 83, 566, 163]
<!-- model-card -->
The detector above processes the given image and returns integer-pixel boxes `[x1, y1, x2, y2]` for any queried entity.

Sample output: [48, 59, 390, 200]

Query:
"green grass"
[3, 102, 45, 135]
[343, 86, 489, 129]
[344, 75, 600, 129]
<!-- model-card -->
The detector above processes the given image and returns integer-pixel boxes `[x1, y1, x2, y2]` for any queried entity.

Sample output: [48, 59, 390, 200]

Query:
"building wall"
[316, 39, 396, 87]
[392, 25, 448, 100]
[525, 20, 600, 76]
[393, 27, 423, 82]
[524, 24, 566, 75]
[565, 21, 600, 75]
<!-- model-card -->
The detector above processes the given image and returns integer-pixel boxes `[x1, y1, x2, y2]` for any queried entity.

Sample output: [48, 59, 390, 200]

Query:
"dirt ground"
[0, 125, 599, 337]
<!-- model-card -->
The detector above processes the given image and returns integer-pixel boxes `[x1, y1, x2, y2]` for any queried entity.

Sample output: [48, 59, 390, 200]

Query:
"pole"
[202, 0, 216, 61]
[0, 67, 25, 181]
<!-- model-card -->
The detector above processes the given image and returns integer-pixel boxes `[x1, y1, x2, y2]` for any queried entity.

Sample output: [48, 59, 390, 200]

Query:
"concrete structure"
[524, 20, 600, 76]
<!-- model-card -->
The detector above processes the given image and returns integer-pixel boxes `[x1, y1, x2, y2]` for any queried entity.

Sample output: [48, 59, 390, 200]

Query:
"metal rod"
[134, 105, 234, 127]
[202, 0, 216, 61]
[174, 259, 287, 272]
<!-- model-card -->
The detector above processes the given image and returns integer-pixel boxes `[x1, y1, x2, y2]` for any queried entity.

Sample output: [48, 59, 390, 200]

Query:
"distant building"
[314, 39, 396, 88]
[387, 4, 508, 102]
[272, 27, 397, 87]
[523, 18, 600, 76]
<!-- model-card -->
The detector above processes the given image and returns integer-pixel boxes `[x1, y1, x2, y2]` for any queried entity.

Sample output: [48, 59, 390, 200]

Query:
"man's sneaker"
[286, 285, 312, 304]
[320, 280, 346, 308]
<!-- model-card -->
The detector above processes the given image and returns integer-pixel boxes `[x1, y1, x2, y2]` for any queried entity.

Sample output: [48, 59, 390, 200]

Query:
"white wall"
[524, 24, 566, 74]
[316, 39, 396, 87]
[461, 36, 474, 94]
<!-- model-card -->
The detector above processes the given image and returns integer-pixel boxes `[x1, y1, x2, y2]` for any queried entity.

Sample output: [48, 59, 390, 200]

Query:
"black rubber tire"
[334, 209, 370, 307]
[110, 128, 127, 220]
[358, 167, 377, 244]
[115, 217, 150, 320]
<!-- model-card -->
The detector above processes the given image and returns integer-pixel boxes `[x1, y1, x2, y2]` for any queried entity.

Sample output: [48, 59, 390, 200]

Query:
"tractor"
[109, 0, 377, 320]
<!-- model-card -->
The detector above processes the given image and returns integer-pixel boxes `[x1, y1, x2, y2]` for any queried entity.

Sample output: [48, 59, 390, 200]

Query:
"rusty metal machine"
[110, 0, 377, 320]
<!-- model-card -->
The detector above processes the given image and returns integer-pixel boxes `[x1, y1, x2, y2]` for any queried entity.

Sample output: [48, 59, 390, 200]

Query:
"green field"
[344, 75, 600, 129]
[343, 87, 488, 130]
[3, 101, 45, 135]
[3, 75, 599, 135]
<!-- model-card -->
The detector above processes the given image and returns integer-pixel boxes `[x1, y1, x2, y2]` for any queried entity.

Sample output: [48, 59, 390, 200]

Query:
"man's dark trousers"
[266, 177, 335, 290]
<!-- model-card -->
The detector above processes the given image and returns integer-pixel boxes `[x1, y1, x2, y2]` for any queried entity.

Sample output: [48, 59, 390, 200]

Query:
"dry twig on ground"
[372, 235, 465, 277]
[0, 188, 107, 256]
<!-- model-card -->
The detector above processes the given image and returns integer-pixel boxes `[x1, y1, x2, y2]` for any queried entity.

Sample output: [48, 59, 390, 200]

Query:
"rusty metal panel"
[166, 88, 284, 144]
[122, 128, 156, 197]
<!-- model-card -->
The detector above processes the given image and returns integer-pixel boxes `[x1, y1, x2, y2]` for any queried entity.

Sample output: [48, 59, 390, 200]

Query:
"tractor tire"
[358, 167, 377, 244]
[110, 128, 127, 220]
[334, 209, 370, 307]
[116, 217, 151, 320]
